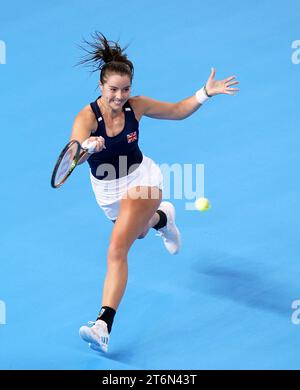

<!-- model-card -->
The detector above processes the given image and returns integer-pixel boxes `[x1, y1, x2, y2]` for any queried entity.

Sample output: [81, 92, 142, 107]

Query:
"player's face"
[100, 74, 131, 111]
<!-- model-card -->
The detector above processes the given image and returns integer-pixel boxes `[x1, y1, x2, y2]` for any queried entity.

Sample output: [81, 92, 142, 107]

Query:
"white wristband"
[195, 87, 210, 105]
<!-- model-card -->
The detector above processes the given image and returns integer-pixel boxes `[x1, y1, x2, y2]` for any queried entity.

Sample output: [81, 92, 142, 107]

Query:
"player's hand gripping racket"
[51, 138, 105, 188]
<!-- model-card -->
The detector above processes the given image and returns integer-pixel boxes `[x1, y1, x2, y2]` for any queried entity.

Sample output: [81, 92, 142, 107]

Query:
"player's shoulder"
[129, 95, 148, 105]
[128, 95, 149, 120]
[78, 104, 95, 117]
[129, 95, 156, 110]
[75, 104, 96, 124]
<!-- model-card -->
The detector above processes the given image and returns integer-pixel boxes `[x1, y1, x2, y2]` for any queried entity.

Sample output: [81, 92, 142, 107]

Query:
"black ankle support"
[153, 210, 167, 230]
[97, 306, 116, 334]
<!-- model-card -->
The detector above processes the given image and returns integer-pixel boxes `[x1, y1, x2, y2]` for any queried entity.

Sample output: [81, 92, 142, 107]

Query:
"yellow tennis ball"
[195, 197, 211, 211]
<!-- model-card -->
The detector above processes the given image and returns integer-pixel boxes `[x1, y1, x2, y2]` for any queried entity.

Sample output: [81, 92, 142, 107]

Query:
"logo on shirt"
[127, 131, 137, 143]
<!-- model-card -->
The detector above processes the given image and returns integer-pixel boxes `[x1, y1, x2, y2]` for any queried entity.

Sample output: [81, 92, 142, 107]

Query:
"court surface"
[1, 0, 300, 369]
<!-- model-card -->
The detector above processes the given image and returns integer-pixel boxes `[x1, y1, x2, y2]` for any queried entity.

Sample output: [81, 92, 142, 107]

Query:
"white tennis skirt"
[90, 155, 163, 221]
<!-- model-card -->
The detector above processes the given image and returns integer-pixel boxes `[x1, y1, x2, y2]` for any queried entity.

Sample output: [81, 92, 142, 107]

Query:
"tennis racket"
[51, 140, 94, 188]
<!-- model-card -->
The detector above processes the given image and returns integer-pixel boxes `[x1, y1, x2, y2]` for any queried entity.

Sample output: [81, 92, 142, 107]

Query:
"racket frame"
[51, 140, 87, 188]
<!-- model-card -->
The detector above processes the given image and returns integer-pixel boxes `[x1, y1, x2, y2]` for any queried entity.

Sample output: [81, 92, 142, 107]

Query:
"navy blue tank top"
[88, 97, 143, 180]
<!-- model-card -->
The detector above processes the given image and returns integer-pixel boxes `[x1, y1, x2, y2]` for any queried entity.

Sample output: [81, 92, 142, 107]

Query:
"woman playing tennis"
[72, 32, 239, 353]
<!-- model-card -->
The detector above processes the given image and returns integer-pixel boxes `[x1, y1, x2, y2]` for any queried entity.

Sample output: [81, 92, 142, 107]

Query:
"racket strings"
[52, 141, 80, 188]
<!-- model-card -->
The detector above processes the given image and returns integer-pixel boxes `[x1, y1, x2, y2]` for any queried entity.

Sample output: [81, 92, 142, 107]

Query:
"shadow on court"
[192, 254, 293, 317]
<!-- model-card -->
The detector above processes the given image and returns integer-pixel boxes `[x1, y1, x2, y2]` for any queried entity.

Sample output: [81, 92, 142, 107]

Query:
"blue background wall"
[1, 0, 300, 369]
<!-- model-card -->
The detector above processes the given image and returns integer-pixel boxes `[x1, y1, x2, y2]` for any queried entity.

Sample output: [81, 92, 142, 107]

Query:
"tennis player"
[72, 33, 239, 353]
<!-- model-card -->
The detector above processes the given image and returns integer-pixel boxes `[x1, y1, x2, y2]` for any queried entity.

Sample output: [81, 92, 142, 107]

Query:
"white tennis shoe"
[79, 319, 109, 353]
[156, 201, 181, 255]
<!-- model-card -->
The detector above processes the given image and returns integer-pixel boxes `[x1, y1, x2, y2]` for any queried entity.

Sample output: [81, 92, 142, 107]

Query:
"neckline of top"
[96, 98, 128, 139]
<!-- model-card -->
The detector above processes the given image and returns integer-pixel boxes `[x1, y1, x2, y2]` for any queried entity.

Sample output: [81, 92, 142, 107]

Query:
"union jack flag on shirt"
[127, 131, 137, 143]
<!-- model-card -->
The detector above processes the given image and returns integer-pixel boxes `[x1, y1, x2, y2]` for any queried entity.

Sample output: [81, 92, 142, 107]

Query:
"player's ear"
[99, 81, 103, 93]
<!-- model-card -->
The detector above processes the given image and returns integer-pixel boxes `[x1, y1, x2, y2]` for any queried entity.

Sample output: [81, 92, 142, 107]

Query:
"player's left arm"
[134, 95, 200, 120]
[132, 68, 239, 121]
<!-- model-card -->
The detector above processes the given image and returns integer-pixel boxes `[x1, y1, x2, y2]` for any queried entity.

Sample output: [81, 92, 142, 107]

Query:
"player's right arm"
[70, 105, 104, 165]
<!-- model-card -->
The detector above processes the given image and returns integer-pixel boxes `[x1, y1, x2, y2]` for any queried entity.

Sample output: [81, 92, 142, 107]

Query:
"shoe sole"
[159, 202, 181, 255]
[89, 343, 107, 353]
[79, 328, 107, 353]
[170, 224, 181, 255]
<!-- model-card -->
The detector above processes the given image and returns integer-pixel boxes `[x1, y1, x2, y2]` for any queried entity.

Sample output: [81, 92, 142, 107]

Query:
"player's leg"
[112, 209, 160, 239]
[79, 186, 162, 352]
[102, 185, 162, 309]
[134, 201, 181, 255]
[112, 201, 180, 247]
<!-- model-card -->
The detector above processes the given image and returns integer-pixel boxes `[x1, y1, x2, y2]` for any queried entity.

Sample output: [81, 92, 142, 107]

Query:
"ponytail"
[78, 32, 134, 83]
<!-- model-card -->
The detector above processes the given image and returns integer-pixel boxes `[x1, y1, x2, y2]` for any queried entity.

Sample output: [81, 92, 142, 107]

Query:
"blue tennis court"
[1, 0, 300, 369]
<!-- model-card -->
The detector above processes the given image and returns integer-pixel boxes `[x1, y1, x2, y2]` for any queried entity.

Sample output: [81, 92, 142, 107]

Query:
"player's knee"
[137, 225, 150, 239]
[107, 242, 127, 264]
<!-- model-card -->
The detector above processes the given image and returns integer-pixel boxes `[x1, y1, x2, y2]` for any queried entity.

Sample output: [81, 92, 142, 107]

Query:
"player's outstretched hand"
[205, 68, 239, 96]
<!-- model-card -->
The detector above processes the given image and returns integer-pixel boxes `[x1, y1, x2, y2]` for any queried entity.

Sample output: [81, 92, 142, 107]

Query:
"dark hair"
[78, 32, 134, 84]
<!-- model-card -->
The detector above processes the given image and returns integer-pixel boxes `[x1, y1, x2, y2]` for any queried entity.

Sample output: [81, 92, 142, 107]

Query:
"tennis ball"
[195, 197, 211, 211]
